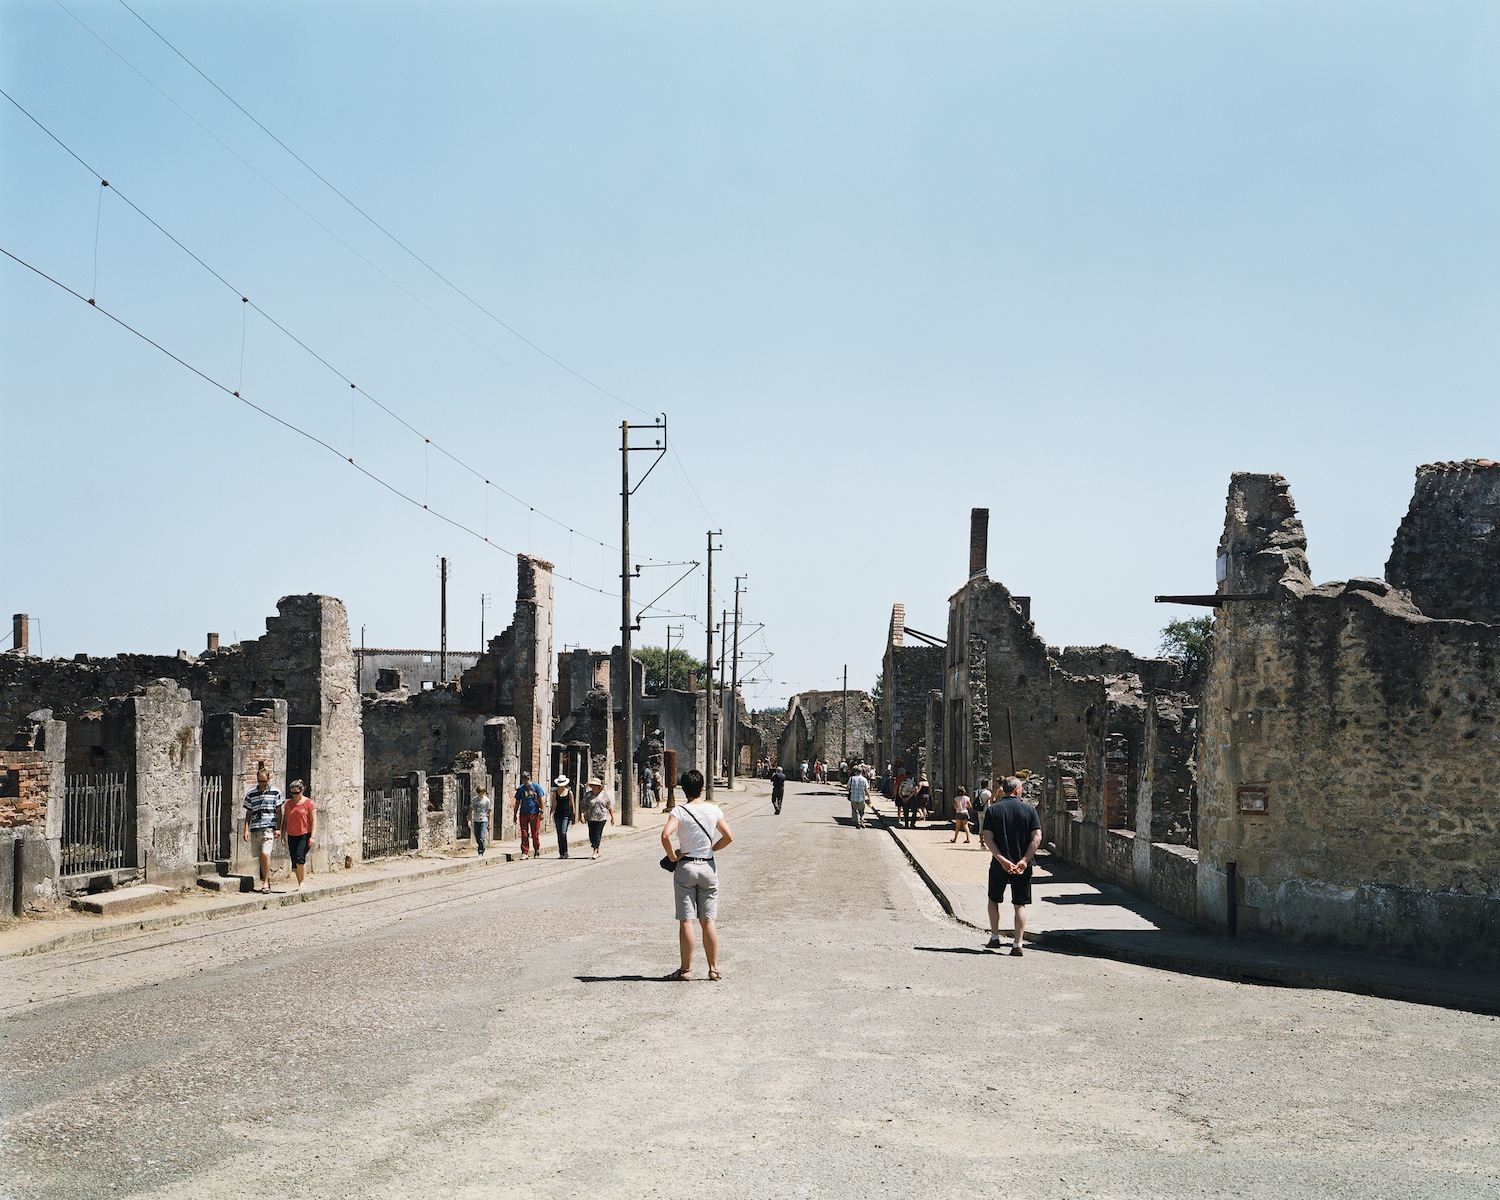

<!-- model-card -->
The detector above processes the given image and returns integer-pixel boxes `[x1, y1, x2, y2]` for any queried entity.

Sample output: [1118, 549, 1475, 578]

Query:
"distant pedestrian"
[839, 758, 848, 782]
[981, 776, 1042, 955]
[847, 767, 870, 828]
[552, 775, 575, 859]
[975, 779, 993, 821]
[583, 776, 615, 860]
[661, 769, 733, 981]
[800, 760, 810, 783]
[470, 784, 493, 857]
[241, 764, 283, 894]
[513, 771, 545, 859]
[283, 779, 315, 889]
[913, 774, 932, 822]
[950, 785, 971, 844]
[898, 773, 918, 829]
[770, 764, 786, 815]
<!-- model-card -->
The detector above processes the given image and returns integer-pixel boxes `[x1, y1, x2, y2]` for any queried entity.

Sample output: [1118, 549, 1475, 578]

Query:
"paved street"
[4, 780, 1498, 1200]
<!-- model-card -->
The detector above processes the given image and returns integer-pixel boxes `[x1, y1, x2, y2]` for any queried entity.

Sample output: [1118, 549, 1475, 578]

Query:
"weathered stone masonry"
[1197, 465, 1500, 965]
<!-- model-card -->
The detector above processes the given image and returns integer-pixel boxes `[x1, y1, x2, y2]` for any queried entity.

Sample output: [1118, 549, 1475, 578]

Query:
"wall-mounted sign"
[1237, 785, 1269, 814]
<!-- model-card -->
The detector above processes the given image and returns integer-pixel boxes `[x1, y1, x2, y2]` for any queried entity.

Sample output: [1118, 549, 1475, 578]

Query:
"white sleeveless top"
[675, 803, 723, 857]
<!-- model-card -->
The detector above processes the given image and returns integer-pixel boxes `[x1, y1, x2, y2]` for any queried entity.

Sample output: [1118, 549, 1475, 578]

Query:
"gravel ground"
[3, 781, 1498, 1200]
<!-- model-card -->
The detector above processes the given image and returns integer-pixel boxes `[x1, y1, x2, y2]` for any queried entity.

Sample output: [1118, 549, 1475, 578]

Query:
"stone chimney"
[969, 509, 989, 580]
[206, 632, 220, 652]
[11, 614, 28, 656]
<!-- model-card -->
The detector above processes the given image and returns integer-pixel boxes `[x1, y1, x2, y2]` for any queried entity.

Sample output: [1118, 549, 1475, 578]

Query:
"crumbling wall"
[363, 689, 489, 791]
[638, 689, 706, 775]
[879, 604, 944, 776]
[1199, 470, 1500, 965]
[102, 681, 203, 890]
[0, 713, 65, 914]
[459, 556, 554, 782]
[1386, 459, 1500, 624]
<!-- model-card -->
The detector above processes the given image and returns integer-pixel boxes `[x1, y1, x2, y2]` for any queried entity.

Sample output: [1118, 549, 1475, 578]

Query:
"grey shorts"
[673, 859, 718, 921]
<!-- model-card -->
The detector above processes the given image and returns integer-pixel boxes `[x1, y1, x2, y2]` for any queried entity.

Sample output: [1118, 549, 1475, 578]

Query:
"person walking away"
[583, 777, 615, 860]
[283, 779, 315, 889]
[974, 779, 993, 827]
[770, 764, 786, 815]
[898, 773, 918, 829]
[241, 763, 283, 894]
[552, 776, 575, 858]
[913, 774, 933, 822]
[950, 785, 971, 844]
[980, 776, 1042, 955]
[847, 767, 870, 828]
[512, 771, 545, 859]
[839, 758, 848, 783]
[470, 784, 493, 858]
[800, 760, 810, 783]
[660, 769, 734, 981]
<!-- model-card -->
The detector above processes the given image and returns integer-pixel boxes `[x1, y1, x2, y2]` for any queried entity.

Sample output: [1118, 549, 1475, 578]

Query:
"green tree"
[635, 645, 709, 694]
[870, 668, 885, 710]
[1158, 616, 1214, 686]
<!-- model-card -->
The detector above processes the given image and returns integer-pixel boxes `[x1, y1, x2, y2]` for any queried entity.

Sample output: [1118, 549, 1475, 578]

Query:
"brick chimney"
[11, 614, 28, 656]
[969, 509, 989, 580]
[206, 632, 220, 652]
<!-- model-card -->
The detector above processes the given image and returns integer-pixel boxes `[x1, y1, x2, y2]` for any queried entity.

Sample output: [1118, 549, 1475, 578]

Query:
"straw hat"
[554, 775, 570, 787]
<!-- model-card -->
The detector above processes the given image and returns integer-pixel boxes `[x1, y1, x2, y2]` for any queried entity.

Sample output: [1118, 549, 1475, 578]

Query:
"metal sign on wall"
[1237, 785, 1269, 814]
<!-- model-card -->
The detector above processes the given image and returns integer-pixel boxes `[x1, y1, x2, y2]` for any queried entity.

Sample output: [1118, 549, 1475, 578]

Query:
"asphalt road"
[3, 781, 1498, 1199]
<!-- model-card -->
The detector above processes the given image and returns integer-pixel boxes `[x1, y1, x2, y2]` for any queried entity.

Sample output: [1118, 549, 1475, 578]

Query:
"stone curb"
[3, 788, 764, 960]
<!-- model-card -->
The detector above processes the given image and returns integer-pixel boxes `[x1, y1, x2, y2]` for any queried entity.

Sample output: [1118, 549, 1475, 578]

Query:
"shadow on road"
[913, 946, 994, 956]
[575, 973, 683, 984]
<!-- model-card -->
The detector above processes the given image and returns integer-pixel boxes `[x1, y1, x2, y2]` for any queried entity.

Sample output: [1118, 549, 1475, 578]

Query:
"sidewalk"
[870, 796, 1500, 1016]
[0, 783, 763, 960]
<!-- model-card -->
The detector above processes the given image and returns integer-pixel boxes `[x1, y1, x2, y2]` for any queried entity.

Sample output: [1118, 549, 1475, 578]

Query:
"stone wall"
[0, 713, 65, 915]
[1198, 470, 1500, 965]
[879, 604, 945, 777]
[459, 556, 554, 782]
[1385, 459, 1500, 624]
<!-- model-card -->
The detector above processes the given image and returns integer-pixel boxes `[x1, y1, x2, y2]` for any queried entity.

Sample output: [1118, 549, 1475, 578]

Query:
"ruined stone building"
[356, 648, 481, 693]
[1196, 464, 1500, 965]
[2, 596, 363, 908]
[361, 555, 553, 848]
[878, 603, 944, 779]
[777, 690, 876, 772]
[943, 508, 1188, 845]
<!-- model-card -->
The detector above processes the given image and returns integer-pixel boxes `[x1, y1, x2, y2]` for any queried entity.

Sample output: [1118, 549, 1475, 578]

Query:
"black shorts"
[287, 833, 311, 865]
[988, 861, 1033, 906]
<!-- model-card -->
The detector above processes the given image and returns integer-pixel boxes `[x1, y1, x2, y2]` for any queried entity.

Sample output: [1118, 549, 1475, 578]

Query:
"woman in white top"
[660, 768, 734, 981]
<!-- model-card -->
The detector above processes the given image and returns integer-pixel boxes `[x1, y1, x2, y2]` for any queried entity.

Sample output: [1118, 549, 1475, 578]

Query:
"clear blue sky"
[4, 1, 1497, 707]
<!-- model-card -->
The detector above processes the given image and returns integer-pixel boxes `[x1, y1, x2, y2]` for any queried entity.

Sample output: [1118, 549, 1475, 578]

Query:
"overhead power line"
[112, 0, 657, 421]
[0, 85, 669, 567]
[1, 244, 703, 622]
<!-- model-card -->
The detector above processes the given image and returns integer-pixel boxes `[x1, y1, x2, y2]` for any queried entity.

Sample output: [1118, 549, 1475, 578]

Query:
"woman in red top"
[283, 780, 316, 890]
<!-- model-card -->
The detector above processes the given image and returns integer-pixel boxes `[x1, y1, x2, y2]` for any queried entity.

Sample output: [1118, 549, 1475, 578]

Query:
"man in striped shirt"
[242, 765, 284, 894]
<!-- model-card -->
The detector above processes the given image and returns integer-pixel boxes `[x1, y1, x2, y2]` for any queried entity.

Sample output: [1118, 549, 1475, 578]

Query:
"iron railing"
[61, 773, 133, 875]
[198, 775, 227, 862]
[363, 786, 416, 860]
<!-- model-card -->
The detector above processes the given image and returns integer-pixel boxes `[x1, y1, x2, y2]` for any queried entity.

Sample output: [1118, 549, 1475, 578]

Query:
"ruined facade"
[777, 690, 876, 772]
[0, 595, 363, 903]
[1197, 465, 1500, 965]
[878, 603, 945, 779]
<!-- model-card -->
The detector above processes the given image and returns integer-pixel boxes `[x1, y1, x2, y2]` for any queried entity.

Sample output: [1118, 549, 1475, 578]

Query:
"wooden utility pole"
[718, 607, 727, 775]
[727, 577, 745, 786]
[620, 421, 634, 826]
[705, 531, 721, 799]
[841, 664, 848, 762]
[439, 557, 449, 683]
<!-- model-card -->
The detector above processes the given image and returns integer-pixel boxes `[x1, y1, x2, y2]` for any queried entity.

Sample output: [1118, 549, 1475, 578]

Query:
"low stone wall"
[1102, 828, 1134, 887]
[1147, 841, 1198, 923]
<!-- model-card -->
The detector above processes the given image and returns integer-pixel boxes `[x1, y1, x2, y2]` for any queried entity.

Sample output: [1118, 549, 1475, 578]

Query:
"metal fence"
[198, 775, 227, 862]
[363, 786, 416, 860]
[61, 773, 133, 876]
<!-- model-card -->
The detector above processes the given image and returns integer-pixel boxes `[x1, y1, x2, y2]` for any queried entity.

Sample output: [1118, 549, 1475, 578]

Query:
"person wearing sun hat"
[583, 776, 615, 860]
[551, 775, 576, 859]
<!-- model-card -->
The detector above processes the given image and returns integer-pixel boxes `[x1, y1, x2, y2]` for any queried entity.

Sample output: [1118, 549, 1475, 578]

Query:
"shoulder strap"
[681, 804, 714, 852]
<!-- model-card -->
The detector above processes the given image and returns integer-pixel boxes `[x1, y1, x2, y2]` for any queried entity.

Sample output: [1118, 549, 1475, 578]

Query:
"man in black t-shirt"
[770, 766, 786, 814]
[979, 776, 1042, 956]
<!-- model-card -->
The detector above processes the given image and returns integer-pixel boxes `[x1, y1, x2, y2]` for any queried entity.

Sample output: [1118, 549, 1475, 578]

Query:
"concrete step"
[70, 884, 171, 916]
[197, 874, 255, 894]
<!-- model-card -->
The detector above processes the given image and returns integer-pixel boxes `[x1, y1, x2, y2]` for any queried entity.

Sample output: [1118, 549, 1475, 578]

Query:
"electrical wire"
[1, 243, 714, 616]
[111, 0, 657, 421]
[0, 85, 668, 566]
